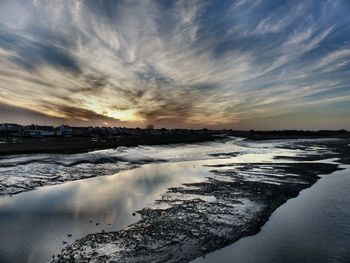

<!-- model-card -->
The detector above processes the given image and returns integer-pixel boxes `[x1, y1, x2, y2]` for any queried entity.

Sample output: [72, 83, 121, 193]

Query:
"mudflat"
[52, 139, 350, 263]
[0, 134, 217, 156]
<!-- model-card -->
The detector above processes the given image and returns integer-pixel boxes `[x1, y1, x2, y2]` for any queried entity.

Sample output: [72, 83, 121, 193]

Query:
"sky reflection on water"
[0, 161, 208, 263]
[0, 139, 300, 263]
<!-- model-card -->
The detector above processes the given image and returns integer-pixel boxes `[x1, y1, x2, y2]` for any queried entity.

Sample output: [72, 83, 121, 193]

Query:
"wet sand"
[52, 139, 350, 263]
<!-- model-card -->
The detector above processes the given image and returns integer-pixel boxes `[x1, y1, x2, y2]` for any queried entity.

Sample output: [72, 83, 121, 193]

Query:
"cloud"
[0, 0, 349, 129]
[0, 102, 65, 125]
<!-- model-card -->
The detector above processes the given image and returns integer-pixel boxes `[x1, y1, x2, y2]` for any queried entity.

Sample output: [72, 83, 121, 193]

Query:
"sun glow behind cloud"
[0, 0, 349, 129]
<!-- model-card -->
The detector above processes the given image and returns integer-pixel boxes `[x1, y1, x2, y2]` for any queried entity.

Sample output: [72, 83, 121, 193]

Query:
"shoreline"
[1, 130, 349, 156]
[0, 136, 236, 197]
[1, 137, 349, 262]
[192, 165, 350, 263]
[52, 139, 350, 262]
[0, 134, 218, 156]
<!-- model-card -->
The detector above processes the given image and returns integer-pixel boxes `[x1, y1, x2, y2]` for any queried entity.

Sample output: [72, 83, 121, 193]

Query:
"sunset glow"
[0, 0, 349, 129]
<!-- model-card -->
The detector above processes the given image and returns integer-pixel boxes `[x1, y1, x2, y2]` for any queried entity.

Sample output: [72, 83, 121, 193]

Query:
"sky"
[0, 0, 349, 130]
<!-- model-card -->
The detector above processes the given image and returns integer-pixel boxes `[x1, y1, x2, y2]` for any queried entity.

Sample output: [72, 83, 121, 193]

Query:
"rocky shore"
[52, 139, 349, 263]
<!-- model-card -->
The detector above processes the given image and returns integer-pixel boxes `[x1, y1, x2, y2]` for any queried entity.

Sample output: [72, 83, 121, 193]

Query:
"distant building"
[0, 123, 22, 132]
[23, 130, 56, 137]
[55, 125, 73, 136]
[23, 124, 53, 130]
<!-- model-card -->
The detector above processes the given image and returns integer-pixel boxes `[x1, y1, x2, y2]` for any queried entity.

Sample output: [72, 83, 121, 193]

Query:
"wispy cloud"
[0, 0, 349, 129]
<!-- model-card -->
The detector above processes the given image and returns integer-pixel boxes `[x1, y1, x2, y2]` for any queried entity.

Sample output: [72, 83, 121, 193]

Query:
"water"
[0, 138, 345, 263]
[193, 166, 350, 263]
[0, 161, 211, 263]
